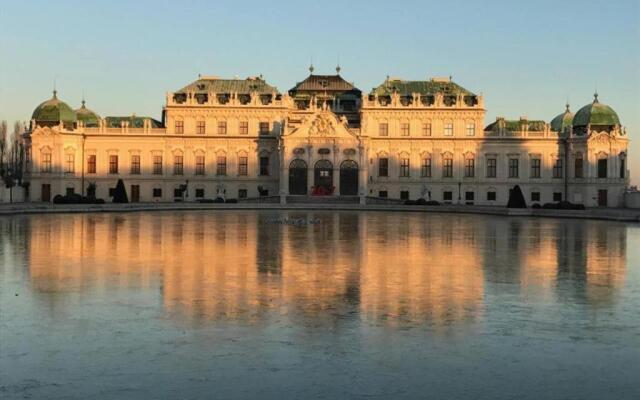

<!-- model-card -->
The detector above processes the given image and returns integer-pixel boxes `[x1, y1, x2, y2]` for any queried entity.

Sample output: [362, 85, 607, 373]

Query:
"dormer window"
[238, 94, 251, 105]
[318, 79, 329, 88]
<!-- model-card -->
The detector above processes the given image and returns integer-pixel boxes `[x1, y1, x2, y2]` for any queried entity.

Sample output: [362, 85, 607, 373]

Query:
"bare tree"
[0, 121, 26, 203]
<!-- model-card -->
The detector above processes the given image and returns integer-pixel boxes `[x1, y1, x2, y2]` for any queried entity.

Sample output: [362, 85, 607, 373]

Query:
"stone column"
[333, 143, 340, 196]
[307, 144, 314, 193]
[359, 143, 368, 205]
[279, 143, 287, 204]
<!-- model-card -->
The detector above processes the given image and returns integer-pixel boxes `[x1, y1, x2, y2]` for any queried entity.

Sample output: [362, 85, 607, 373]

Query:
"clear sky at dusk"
[1, 0, 638, 183]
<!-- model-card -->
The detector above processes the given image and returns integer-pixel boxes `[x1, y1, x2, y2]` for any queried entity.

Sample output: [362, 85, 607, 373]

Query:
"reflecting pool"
[1, 211, 639, 399]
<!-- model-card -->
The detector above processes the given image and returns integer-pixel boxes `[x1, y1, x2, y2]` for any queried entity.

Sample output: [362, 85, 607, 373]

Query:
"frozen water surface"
[1, 211, 639, 399]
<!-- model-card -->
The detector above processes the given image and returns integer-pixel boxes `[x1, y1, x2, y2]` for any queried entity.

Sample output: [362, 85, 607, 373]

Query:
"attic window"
[197, 84, 206, 90]
[318, 79, 329, 88]
[238, 94, 251, 105]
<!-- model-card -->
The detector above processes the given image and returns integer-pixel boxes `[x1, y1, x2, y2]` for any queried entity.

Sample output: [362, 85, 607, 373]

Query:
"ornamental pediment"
[286, 110, 358, 140]
[588, 132, 615, 145]
[31, 126, 56, 137]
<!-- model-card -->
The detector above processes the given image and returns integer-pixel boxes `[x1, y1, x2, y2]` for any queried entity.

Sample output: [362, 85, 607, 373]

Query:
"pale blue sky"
[1, 0, 638, 183]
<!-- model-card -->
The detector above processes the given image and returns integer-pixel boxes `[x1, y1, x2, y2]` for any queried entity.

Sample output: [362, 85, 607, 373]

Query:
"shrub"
[213, 197, 225, 203]
[225, 198, 238, 203]
[415, 198, 427, 205]
[531, 203, 542, 209]
[112, 179, 129, 203]
[404, 200, 416, 205]
[53, 194, 65, 204]
[507, 185, 527, 208]
[425, 200, 440, 206]
[198, 198, 214, 203]
[53, 194, 105, 204]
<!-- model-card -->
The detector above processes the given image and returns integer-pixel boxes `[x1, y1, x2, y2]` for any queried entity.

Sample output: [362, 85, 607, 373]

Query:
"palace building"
[24, 67, 630, 207]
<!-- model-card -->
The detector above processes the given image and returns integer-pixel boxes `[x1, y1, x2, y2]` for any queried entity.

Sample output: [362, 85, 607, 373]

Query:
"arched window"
[442, 152, 453, 178]
[399, 153, 410, 177]
[421, 153, 432, 178]
[574, 152, 583, 178]
[464, 153, 475, 178]
[40, 148, 52, 173]
[619, 152, 626, 179]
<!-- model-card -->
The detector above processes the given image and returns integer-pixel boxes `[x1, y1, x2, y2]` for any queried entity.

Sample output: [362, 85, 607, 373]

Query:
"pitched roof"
[289, 74, 360, 94]
[176, 76, 278, 94]
[485, 119, 546, 132]
[105, 116, 163, 128]
[371, 78, 475, 96]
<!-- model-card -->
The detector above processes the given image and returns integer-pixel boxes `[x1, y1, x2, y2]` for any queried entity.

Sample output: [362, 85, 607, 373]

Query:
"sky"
[1, 0, 639, 183]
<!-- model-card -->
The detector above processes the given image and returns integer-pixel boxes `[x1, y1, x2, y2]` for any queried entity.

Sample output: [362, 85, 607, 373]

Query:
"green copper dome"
[32, 90, 77, 123]
[75, 100, 101, 127]
[550, 103, 574, 132]
[572, 94, 620, 127]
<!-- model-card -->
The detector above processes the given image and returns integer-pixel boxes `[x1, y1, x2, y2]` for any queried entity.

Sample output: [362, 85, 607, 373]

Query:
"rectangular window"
[195, 155, 205, 175]
[444, 122, 453, 136]
[466, 122, 475, 136]
[379, 123, 388, 137]
[465, 191, 474, 204]
[195, 188, 205, 198]
[421, 158, 432, 178]
[400, 191, 409, 200]
[531, 192, 541, 202]
[130, 185, 140, 202]
[401, 123, 410, 136]
[464, 158, 475, 178]
[130, 155, 141, 175]
[153, 188, 162, 198]
[238, 156, 248, 176]
[378, 190, 388, 198]
[217, 121, 227, 135]
[239, 121, 248, 135]
[238, 189, 247, 199]
[175, 120, 184, 134]
[443, 158, 453, 178]
[487, 191, 496, 201]
[422, 123, 432, 136]
[620, 158, 625, 179]
[597, 159, 607, 178]
[196, 120, 205, 134]
[508, 158, 519, 178]
[553, 158, 563, 179]
[109, 155, 118, 174]
[217, 156, 227, 175]
[575, 157, 584, 178]
[87, 155, 96, 174]
[443, 191, 453, 201]
[66, 187, 75, 196]
[65, 154, 74, 173]
[259, 122, 270, 135]
[530, 158, 541, 178]
[378, 158, 389, 177]
[399, 158, 410, 177]
[174, 188, 183, 198]
[553, 192, 562, 202]
[153, 155, 163, 175]
[174, 155, 183, 175]
[259, 156, 269, 176]
[486, 158, 497, 178]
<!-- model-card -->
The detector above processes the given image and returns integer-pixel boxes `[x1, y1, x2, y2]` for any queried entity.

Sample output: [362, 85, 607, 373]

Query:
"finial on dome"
[309, 63, 314, 74]
[565, 102, 570, 112]
[336, 64, 341, 74]
[593, 91, 599, 103]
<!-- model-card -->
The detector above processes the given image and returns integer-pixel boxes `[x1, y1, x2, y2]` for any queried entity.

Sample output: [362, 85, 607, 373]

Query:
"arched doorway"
[340, 160, 359, 195]
[289, 159, 307, 195]
[314, 159, 333, 194]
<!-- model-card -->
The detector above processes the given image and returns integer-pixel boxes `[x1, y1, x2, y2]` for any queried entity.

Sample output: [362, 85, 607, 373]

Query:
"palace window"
[620, 155, 626, 179]
[443, 191, 453, 202]
[217, 156, 227, 175]
[379, 122, 388, 137]
[153, 155, 163, 175]
[486, 158, 497, 178]
[259, 122, 270, 135]
[444, 122, 453, 136]
[466, 122, 475, 136]
[464, 158, 475, 178]
[553, 158, 563, 179]
[465, 191, 474, 204]
[153, 188, 162, 198]
[87, 155, 96, 174]
[195, 188, 205, 198]
[531, 192, 540, 202]
[238, 189, 247, 199]
[399, 157, 410, 177]
[130, 155, 141, 175]
[65, 154, 75, 173]
[597, 159, 607, 178]
[109, 155, 119, 174]
[174, 155, 183, 175]
[195, 155, 205, 175]
[239, 121, 248, 135]
[238, 156, 248, 176]
[575, 154, 584, 178]
[40, 153, 52, 173]
[487, 191, 497, 201]
[421, 157, 432, 178]
[196, 120, 205, 134]
[553, 192, 562, 202]
[508, 158, 519, 178]
[378, 157, 389, 177]
[400, 191, 409, 200]
[530, 158, 541, 178]
[175, 120, 184, 134]
[259, 156, 269, 176]
[378, 191, 388, 198]
[422, 122, 432, 136]
[443, 157, 453, 178]
[401, 123, 410, 137]
[217, 121, 227, 135]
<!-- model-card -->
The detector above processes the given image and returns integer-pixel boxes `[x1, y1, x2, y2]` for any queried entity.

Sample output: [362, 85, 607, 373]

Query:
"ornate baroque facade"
[25, 69, 630, 206]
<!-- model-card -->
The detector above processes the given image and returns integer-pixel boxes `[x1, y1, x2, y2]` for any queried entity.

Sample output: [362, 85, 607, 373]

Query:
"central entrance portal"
[339, 160, 358, 195]
[288, 159, 308, 195]
[314, 159, 333, 195]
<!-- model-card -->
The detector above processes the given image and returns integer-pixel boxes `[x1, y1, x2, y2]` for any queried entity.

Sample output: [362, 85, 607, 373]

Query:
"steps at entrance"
[286, 196, 360, 204]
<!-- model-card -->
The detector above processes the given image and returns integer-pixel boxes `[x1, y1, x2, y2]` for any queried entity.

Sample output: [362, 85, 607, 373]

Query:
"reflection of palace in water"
[17, 212, 627, 327]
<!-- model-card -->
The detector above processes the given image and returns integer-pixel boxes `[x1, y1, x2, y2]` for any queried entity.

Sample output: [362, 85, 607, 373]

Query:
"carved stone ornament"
[308, 113, 336, 137]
